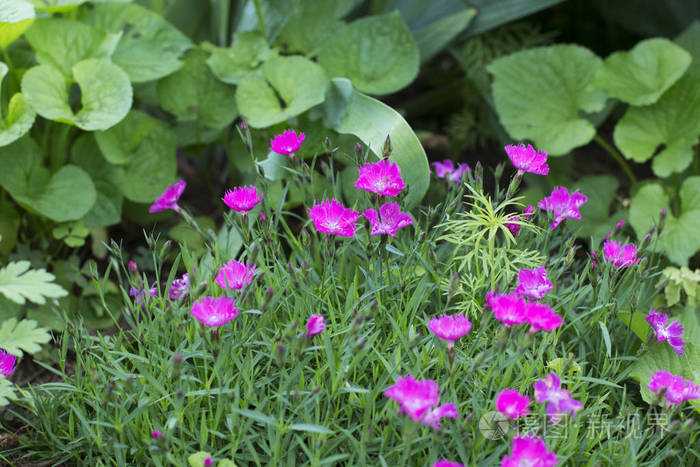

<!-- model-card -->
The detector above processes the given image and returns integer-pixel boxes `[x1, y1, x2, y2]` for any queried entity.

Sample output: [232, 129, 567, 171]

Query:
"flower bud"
[383, 135, 392, 159]
[658, 207, 667, 234]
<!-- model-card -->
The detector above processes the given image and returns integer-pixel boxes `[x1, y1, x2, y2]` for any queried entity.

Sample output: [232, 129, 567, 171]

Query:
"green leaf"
[22, 59, 133, 131]
[188, 452, 213, 467]
[0, 261, 68, 306]
[317, 12, 419, 95]
[70, 134, 124, 228]
[275, 0, 343, 56]
[169, 216, 216, 258]
[95, 110, 176, 203]
[412, 8, 476, 63]
[0, 62, 35, 147]
[25, 18, 120, 77]
[629, 306, 700, 410]
[0, 137, 97, 222]
[158, 49, 238, 129]
[593, 38, 690, 106]
[570, 175, 620, 244]
[81, 3, 193, 82]
[289, 423, 334, 434]
[0, 377, 16, 407]
[0, 317, 52, 356]
[327, 79, 429, 207]
[613, 26, 700, 178]
[30, 0, 84, 13]
[217, 461, 236, 467]
[206, 31, 274, 85]
[0, 0, 35, 50]
[0, 201, 20, 255]
[460, 0, 564, 38]
[629, 178, 700, 265]
[488, 45, 605, 156]
[235, 55, 328, 128]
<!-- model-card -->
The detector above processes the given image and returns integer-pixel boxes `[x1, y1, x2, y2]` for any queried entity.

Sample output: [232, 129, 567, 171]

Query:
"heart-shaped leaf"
[594, 38, 691, 106]
[95, 110, 176, 203]
[0, 0, 35, 50]
[235, 55, 328, 128]
[25, 18, 120, 77]
[0, 62, 35, 147]
[81, 3, 193, 82]
[0, 137, 97, 222]
[317, 11, 419, 95]
[629, 177, 700, 266]
[613, 23, 700, 178]
[22, 59, 132, 131]
[158, 48, 238, 129]
[206, 31, 274, 85]
[488, 45, 605, 156]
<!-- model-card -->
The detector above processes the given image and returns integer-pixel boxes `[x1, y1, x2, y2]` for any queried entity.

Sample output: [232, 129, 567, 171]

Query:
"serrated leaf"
[0, 261, 68, 305]
[0, 377, 16, 406]
[0, 0, 35, 50]
[0, 61, 35, 147]
[235, 55, 327, 128]
[593, 38, 690, 106]
[629, 177, 700, 265]
[0, 318, 51, 356]
[488, 45, 605, 156]
[22, 59, 133, 131]
[81, 3, 193, 82]
[317, 12, 419, 95]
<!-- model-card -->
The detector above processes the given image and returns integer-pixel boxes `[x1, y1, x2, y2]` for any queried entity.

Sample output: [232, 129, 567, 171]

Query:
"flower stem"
[252, 0, 268, 42]
[594, 134, 637, 185]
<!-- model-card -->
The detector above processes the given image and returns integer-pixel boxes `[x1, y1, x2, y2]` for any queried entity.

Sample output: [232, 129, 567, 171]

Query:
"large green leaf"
[0, 137, 97, 221]
[326, 78, 429, 207]
[317, 12, 419, 95]
[95, 110, 176, 203]
[205, 31, 274, 85]
[0, 0, 35, 50]
[158, 48, 238, 129]
[629, 178, 700, 266]
[0, 377, 16, 407]
[22, 59, 133, 131]
[629, 306, 700, 410]
[25, 18, 120, 77]
[613, 23, 700, 178]
[0, 61, 35, 147]
[488, 45, 605, 156]
[275, 0, 343, 56]
[81, 3, 193, 82]
[0, 317, 51, 356]
[0, 262, 67, 306]
[593, 38, 690, 106]
[235, 55, 328, 128]
[30, 0, 84, 12]
[70, 134, 124, 227]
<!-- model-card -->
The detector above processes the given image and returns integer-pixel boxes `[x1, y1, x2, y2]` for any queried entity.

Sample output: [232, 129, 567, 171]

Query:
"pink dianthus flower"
[433, 159, 470, 183]
[496, 388, 531, 420]
[308, 199, 360, 237]
[515, 266, 553, 300]
[383, 375, 459, 429]
[0, 349, 17, 376]
[501, 436, 557, 467]
[426, 313, 472, 346]
[538, 187, 588, 230]
[355, 159, 405, 196]
[525, 302, 563, 332]
[505, 205, 534, 235]
[222, 185, 263, 213]
[504, 144, 549, 176]
[645, 309, 685, 356]
[190, 296, 238, 327]
[434, 460, 464, 467]
[270, 129, 305, 155]
[215, 260, 256, 290]
[533, 373, 583, 424]
[603, 240, 640, 268]
[647, 370, 700, 405]
[486, 291, 527, 326]
[149, 180, 186, 213]
[363, 202, 413, 237]
[306, 314, 325, 337]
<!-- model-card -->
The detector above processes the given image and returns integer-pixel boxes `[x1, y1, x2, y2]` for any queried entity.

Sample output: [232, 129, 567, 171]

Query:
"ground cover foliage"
[2, 136, 698, 465]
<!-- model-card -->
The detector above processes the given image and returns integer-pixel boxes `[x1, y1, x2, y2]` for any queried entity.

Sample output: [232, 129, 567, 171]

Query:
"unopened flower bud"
[383, 135, 392, 159]
[448, 272, 459, 298]
[128, 260, 139, 275]
[658, 207, 667, 234]
[311, 386, 322, 395]
[151, 430, 162, 439]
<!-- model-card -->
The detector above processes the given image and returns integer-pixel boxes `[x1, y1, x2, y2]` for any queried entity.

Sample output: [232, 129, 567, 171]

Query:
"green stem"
[594, 134, 637, 185]
[252, 0, 268, 42]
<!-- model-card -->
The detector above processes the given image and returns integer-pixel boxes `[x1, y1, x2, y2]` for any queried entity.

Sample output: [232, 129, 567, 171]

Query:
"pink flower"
[354, 159, 405, 196]
[496, 388, 531, 420]
[426, 313, 472, 346]
[647, 370, 700, 405]
[204, 457, 213, 467]
[307, 314, 325, 337]
[363, 202, 413, 237]
[422, 403, 459, 429]
[515, 266, 553, 300]
[433, 159, 470, 183]
[151, 430, 162, 439]
[501, 436, 557, 467]
[149, 180, 186, 213]
[0, 349, 17, 376]
[222, 185, 263, 213]
[434, 461, 464, 467]
[383, 375, 459, 428]
[215, 260, 256, 290]
[270, 128, 305, 155]
[129, 282, 158, 304]
[169, 272, 190, 300]
[533, 373, 583, 424]
[537, 187, 588, 230]
[486, 291, 527, 326]
[505, 206, 534, 235]
[190, 296, 238, 327]
[128, 260, 138, 275]
[308, 199, 360, 237]
[644, 310, 685, 356]
[603, 240, 640, 268]
[504, 144, 549, 176]
[525, 302, 563, 332]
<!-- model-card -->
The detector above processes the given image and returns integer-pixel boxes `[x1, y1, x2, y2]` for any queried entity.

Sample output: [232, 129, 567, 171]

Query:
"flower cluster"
[486, 291, 562, 332]
[533, 373, 583, 424]
[647, 370, 700, 405]
[383, 375, 459, 429]
[432, 159, 470, 183]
